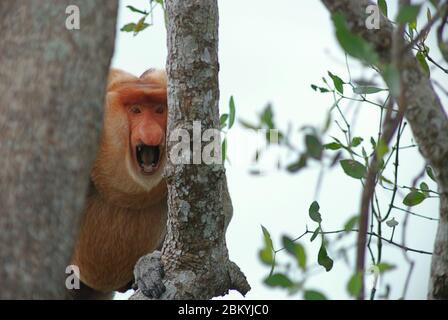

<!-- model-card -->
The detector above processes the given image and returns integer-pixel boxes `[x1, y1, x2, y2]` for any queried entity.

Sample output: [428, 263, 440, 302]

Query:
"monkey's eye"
[129, 105, 142, 114]
[154, 104, 165, 114]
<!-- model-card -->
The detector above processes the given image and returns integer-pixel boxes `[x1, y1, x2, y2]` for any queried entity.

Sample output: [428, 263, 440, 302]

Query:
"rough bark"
[0, 0, 117, 299]
[320, 0, 448, 299]
[131, 0, 250, 299]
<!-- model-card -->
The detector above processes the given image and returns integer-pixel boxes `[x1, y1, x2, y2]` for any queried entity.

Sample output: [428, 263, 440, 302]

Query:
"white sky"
[113, 0, 446, 300]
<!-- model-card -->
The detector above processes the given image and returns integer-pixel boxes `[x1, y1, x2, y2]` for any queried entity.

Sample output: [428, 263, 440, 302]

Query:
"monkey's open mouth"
[136, 144, 161, 175]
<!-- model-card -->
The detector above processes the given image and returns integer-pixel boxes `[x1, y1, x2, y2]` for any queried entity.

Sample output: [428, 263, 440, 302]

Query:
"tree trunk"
[320, 0, 448, 299]
[0, 0, 117, 299]
[131, 0, 250, 300]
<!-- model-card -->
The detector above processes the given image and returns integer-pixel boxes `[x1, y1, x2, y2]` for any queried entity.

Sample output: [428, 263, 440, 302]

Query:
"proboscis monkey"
[68, 68, 168, 299]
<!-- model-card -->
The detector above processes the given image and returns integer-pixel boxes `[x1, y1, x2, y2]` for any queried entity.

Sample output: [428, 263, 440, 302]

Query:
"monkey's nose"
[139, 123, 164, 146]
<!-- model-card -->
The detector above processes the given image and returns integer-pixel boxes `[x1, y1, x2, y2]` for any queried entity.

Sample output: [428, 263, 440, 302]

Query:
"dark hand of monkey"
[133, 251, 166, 298]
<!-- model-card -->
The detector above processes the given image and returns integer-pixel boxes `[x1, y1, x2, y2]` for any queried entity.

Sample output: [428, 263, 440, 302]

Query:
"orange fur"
[71, 69, 168, 294]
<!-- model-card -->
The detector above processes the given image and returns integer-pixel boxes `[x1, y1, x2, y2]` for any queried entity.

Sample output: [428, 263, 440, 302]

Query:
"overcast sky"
[113, 0, 446, 300]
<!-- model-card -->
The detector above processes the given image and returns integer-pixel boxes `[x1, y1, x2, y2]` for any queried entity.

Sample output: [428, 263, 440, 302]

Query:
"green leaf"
[351, 137, 363, 147]
[344, 216, 359, 232]
[239, 119, 260, 130]
[309, 201, 322, 223]
[324, 142, 342, 150]
[420, 182, 429, 190]
[332, 13, 379, 65]
[220, 113, 229, 129]
[310, 227, 320, 242]
[353, 86, 386, 94]
[426, 166, 436, 182]
[340, 159, 367, 179]
[420, 182, 430, 196]
[260, 104, 274, 129]
[261, 225, 273, 250]
[331, 136, 344, 145]
[347, 272, 362, 297]
[305, 135, 323, 160]
[282, 236, 307, 270]
[376, 138, 389, 160]
[311, 84, 330, 93]
[380, 175, 394, 185]
[322, 111, 333, 133]
[403, 191, 426, 206]
[221, 138, 227, 163]
[370, 137, 377, 150]
[378, 0, 388, 17]
[382, 64, 400, 97]
[378, 158, 385, 170]
[396, 5, 421, 24]
[318, 244, 334, 272]
[121, 23, 137, 32]
[126, 5, 147, 15]
[134, 17, 150, 34]
[377, 262, 396, 273]
[286, 154, 308, 173]
[386, 217, 399, 227]
[416, 51, 430, 76]
[137, 24, 150, 33]
[304, 290, 327, 300]
[228, 96, 236, 129]
[362, 147, 368, 164]
[328, 72, 344, 94]
[259, 226, 274, 265]
[259, 247, 274, 265]
[264, 273, 294, 288]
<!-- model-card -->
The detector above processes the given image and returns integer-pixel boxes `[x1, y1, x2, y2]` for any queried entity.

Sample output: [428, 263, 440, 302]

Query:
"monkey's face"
[127, 102, 167, 177]
[91, 69, 168, 204]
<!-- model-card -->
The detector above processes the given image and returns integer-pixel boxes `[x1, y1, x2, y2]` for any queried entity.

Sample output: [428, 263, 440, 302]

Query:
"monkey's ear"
[139, 68, 156, 78]
[107, 69, 138, 91]
[139, 69, 167, 88]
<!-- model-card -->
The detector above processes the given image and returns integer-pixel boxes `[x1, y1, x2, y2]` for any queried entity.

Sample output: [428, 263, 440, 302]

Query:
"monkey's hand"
[132, 251, 166, 298]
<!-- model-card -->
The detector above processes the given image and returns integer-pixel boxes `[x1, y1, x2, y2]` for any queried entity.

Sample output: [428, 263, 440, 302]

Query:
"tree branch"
[131, 0, 250, 300]
[321, 0, 448, 299]
[0, 0, 118, 298]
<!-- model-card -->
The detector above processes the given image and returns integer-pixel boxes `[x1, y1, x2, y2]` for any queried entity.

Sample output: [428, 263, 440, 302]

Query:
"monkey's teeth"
[141, 163, 156, 172]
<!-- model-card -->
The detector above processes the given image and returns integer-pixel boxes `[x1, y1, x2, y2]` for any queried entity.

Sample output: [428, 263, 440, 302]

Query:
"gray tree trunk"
[321, 0, 448, 299]
[0, 0, 117, 299]
[131, 0, 250, 299]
